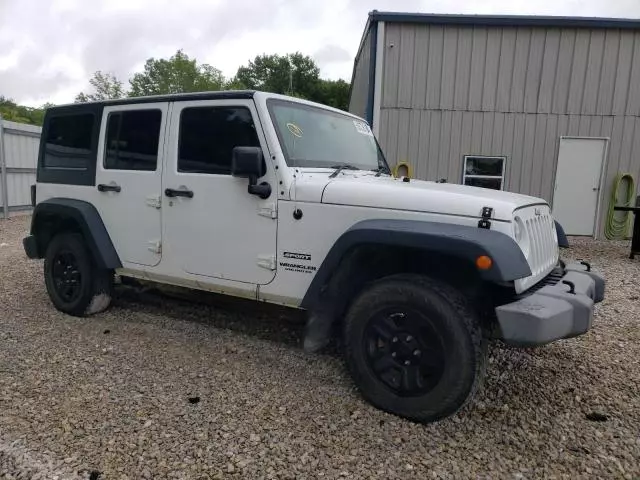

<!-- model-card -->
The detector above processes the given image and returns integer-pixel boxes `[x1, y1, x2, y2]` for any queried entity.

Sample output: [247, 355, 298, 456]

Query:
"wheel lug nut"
[392, 337, 398, 343]
[406, 335, 412, 342]
[413, 349, 421, 356]
[404, 360, 410, 366]
[391, 352, 397, 358]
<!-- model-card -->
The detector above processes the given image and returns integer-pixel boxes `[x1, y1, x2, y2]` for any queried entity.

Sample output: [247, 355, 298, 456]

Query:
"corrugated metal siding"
[376, 21, 640, 237]
[0, 119, 41, 215]
[348, 28, 372, 119]
[381, 23, 640, 115]
[8, 172, 37, 208]
[4, 120, 41, 169]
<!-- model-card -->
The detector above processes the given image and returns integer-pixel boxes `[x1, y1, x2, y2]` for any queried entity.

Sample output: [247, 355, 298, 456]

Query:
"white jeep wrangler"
[24, 91, 605, 423]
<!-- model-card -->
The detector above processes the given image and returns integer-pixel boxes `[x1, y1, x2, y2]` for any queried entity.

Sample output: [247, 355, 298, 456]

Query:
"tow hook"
[562, 280, 576, 294]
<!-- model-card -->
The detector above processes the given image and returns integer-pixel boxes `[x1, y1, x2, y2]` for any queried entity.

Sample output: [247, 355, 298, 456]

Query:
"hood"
[292, 170, 547, 221]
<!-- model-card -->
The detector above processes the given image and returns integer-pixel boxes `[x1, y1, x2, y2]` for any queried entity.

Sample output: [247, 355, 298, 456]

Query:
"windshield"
[267, 99, 389, 172]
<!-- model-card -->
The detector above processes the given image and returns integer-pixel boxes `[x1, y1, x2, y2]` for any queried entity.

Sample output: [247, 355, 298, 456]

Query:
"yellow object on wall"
[393, 161, 413, 179]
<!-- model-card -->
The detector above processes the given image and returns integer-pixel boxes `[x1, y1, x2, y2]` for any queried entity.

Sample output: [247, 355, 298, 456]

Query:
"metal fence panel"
[0, 117, 41, 218]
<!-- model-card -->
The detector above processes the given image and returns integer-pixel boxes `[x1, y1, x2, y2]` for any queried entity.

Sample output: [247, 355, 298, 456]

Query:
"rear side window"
[178, 106, 260, 175]
[44, 114, 95, 169]
[104, 110, 162, 171]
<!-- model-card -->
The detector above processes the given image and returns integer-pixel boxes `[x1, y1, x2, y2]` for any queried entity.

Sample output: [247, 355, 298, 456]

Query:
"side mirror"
[231, 146, 271, 199]
[231, 146, 265, 180]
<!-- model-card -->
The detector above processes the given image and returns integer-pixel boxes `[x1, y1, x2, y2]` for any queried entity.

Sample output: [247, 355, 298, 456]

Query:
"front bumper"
[495, 262, 605, 347]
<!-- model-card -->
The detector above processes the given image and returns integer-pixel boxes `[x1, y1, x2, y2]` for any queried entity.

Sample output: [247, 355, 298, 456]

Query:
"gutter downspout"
[372, 21, 385, 137]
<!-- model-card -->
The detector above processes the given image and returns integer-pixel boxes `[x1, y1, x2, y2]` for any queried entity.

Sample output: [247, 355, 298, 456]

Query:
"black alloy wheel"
[51, 250, 82, 303]
[364, 308, 445, 396]
[343, 274, 487, 423]
[44, 233, 114, 316]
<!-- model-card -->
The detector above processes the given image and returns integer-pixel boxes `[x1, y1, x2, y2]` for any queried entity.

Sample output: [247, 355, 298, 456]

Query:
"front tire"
[343, 274, 487, 423]
[44, 233, 113, 316]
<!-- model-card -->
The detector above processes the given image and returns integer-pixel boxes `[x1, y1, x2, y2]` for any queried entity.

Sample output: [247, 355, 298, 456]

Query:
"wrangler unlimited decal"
[279, 262, 317, 274]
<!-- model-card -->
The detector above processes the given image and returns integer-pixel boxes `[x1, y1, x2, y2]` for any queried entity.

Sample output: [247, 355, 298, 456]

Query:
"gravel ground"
[0, 215, 639, 479]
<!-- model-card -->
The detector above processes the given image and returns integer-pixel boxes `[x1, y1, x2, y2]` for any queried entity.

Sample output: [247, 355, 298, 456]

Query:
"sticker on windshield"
[287, 123, 303, 138]
[353, 120, 373, 136]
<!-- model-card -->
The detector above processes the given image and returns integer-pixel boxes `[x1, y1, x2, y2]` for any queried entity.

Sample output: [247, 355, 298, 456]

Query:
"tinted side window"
[44, 114, 94, 169]
[178, 107, 260, 175]
[104, 110, 162, 171]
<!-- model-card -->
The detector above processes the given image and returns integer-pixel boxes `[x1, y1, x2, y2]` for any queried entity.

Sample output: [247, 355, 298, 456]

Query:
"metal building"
[349, 11, 640, 237]
[0, 118, 40, 218]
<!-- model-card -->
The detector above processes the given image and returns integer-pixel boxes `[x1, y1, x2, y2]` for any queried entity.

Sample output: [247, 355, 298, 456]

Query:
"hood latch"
[478, 207, 493, 229]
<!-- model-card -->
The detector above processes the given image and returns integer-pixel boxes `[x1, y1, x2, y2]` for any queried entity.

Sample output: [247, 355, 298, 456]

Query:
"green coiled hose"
[604, 173, 636, 239]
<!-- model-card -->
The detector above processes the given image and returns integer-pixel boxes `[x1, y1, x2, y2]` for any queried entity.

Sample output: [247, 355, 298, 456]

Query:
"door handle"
[165, 188, 194, 198]
[97, 183, 121, 193]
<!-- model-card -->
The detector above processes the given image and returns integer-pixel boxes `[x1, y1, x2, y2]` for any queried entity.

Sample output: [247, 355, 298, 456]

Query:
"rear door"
[94, 103, 167, 267]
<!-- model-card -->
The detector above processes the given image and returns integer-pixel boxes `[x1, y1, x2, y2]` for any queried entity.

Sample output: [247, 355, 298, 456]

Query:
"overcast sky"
[1, 0, 639, 107]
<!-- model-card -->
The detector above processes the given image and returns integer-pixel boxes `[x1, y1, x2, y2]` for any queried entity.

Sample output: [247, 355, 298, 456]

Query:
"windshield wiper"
[329, 164, 359, 178]
[373, 166, 390, 177]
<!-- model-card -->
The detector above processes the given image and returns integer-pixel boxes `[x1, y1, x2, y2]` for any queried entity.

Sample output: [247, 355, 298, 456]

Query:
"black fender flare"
[300, 219, 531, 312]
[26, 198, 121, 269]
[554, 220, 570, 248]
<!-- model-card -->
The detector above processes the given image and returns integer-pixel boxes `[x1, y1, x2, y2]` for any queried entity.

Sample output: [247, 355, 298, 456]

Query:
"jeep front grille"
[514, 206, 559, 293]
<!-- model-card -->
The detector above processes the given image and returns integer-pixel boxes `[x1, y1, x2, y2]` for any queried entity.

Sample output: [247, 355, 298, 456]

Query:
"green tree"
[233, 53, 350, 110]
[315, 79, 350, 111]
[75, 71, 125, 102]
[0, 96, 48, 125]
[224, 77, 248, 90]
[129, 50, 225, 97]
[234, 52, 321, 98]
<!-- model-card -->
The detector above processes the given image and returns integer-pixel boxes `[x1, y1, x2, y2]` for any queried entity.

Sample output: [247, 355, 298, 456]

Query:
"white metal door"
[162, 99, 277, 285]
[94, 103, 167, 267]
[552, 137, 607, 236]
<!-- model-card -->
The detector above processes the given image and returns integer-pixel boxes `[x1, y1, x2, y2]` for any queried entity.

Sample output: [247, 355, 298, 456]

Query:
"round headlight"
[513, 216, 530, 257]
[514, 220, 522, 241]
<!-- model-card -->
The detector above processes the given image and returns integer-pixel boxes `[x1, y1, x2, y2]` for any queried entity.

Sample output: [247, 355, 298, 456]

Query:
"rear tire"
[44, 233, 113, 316]
[343, 274, 487, 423]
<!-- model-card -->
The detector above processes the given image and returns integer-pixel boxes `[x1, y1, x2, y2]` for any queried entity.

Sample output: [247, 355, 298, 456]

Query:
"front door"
[552, 137, 607, 236]
[94, 103, 167, 267]
[162, 99, 277, 285]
